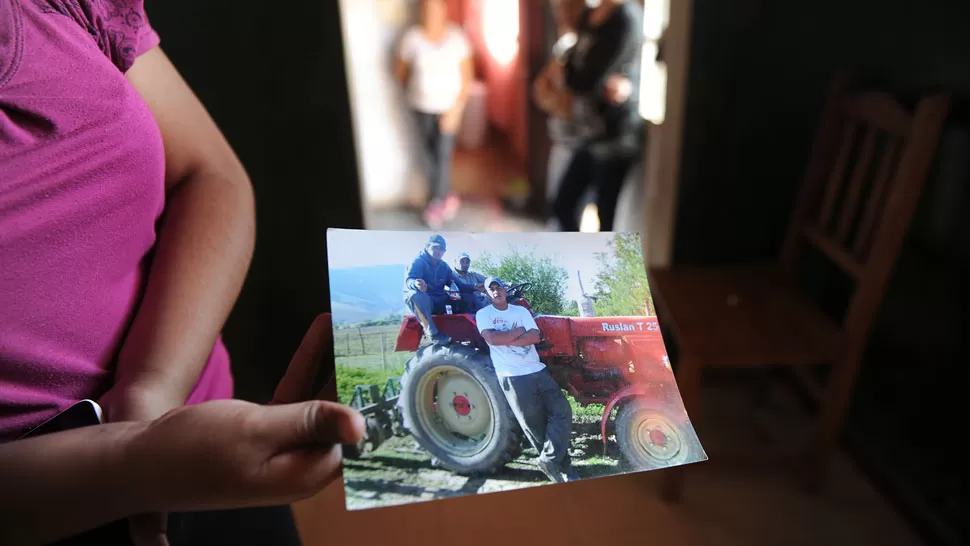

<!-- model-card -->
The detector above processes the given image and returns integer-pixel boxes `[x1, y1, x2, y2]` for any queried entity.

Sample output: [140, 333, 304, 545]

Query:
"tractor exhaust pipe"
[578, 270, 596, 317]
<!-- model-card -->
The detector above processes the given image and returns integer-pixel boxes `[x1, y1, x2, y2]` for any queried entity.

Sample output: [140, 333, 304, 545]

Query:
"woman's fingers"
[251, 402, 361, 502]
[262, 445, 346, 501]
[272, 313, 333, 405]
[315, 373, 338, 403]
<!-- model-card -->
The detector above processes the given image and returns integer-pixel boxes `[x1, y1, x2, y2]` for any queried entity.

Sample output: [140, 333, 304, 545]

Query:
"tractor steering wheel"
[506, 282, 532, 301]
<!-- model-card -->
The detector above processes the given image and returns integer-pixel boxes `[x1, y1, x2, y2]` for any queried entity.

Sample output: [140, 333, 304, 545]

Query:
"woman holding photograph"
[395, 0, 474, 228]
[0, 1, 361, 544]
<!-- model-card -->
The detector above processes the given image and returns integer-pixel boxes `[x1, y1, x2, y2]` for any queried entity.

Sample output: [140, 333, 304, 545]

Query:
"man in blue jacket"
[404, 234, 475, 344]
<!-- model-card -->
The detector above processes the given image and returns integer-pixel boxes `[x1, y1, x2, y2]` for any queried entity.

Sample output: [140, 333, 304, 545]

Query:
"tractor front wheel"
[615, 401, 702, 471]
[399, 344, 524, 475]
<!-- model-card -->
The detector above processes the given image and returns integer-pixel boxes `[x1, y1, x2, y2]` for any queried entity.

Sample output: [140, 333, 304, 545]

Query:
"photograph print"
[326, 229, 706, 510]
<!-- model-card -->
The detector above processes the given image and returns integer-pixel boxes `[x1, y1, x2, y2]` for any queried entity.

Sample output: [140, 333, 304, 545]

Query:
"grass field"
[335, 352, 412, 371]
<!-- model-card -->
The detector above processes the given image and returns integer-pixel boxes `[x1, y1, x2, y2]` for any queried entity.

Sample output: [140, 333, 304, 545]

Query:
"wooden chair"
[648, 78, 951, 501]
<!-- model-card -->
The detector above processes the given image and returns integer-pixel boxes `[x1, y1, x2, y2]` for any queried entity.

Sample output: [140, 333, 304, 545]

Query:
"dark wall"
[674, 0, 970, 265]
[673, 2, 970, 541]
[143, 1, 365, 402]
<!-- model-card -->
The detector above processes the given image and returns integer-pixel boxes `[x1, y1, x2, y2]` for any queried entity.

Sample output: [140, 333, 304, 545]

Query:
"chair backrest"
[780, 77, 950, 343]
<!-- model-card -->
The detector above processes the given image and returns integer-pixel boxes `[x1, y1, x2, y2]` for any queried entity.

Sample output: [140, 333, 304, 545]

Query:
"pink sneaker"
[441, 194, 462, 221]
[423, 201, 445, 228]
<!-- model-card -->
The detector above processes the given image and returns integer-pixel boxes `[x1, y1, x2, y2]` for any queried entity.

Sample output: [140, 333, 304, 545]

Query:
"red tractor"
[391, 282, 704, 475]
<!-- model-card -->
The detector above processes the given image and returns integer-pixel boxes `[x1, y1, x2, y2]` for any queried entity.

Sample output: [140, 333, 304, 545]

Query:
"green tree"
[592, 233, 652, 316]
[476, 246, 569, 315]
[561, 300, 581, 317]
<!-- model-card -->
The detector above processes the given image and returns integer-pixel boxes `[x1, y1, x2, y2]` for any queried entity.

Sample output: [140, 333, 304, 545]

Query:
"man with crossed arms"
[476, 277, 578, 483]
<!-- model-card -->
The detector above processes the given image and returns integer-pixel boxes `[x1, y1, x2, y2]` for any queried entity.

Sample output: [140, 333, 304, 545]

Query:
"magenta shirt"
[0, 0, 233, 441]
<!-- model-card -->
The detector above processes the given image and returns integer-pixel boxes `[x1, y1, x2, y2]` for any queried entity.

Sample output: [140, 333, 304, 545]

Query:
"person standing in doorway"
[534, 0, 638, 231]
[548, 0, 645, 232]
[536, 0, 589, 230]
[395, 0, 474, 228]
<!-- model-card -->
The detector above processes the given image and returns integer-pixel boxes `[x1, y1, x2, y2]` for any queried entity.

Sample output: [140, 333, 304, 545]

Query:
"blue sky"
[327, 229, 641, 304]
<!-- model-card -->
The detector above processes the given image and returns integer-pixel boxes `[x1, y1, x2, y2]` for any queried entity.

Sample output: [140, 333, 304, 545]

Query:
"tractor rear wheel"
[399, 344, 523, 475]
[615, 400, 703, 471]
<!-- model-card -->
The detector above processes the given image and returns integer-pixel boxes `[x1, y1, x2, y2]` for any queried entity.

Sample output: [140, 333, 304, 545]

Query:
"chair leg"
[808, 351, 864, 489]
[662, 350, 703, 503]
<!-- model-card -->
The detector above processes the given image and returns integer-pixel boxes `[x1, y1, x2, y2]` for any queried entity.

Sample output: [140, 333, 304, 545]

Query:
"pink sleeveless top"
[0, 0, 234, 441]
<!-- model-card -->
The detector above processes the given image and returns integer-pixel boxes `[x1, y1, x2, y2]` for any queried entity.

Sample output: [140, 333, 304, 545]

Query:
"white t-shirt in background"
[398, 24, 471, 115]
[475, 304, 546, 378]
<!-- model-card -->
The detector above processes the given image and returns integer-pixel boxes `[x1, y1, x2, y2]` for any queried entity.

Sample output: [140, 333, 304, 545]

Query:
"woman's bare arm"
[104, 46, 256, 417]
[394, 56, 410, 86]
[0, 424, 149, 545]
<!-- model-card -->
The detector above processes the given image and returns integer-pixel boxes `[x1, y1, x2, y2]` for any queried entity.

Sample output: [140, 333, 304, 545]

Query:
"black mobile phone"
[18, 399, 103, 439]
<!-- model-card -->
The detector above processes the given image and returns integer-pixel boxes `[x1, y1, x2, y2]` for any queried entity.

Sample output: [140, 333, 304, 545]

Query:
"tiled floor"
[292, 374, 923, 546]
[365, 131, 548, 233]
[365, 202, 545, 233]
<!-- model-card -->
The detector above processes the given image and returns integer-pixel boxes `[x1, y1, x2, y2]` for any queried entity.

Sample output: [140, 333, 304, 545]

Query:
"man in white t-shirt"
[476, 277, 578, 483]
[395, 0, 473, 228]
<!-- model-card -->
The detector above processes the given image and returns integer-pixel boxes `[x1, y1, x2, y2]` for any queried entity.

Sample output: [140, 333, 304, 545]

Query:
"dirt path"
[342, 419, 627, 510]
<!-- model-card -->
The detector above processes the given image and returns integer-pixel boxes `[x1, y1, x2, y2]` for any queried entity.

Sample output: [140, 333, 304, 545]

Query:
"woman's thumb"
[260, 401, 365, 449]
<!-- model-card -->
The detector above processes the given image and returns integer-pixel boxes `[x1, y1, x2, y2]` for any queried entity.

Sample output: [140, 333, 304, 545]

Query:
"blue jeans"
[414, 110, 456, 202]
[459, 292, 486, 314]
[405, 290, 446, 336]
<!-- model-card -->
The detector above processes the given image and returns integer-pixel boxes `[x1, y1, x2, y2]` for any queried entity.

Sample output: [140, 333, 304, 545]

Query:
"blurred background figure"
[535, 0, 637, 231]
[395, 0, 474, 228]
[548, 0, 645, 232]
[538, 0, 587, 231]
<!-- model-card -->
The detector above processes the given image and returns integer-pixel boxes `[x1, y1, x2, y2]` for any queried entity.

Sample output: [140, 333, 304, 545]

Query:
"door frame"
[643, 0, 692, 268]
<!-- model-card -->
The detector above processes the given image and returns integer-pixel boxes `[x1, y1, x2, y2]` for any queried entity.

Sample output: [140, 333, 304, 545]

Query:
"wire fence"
[333, 325, 401, 370]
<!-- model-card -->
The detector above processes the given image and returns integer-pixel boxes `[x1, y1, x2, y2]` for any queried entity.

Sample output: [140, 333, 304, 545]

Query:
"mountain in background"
[329, 264, 411, 325]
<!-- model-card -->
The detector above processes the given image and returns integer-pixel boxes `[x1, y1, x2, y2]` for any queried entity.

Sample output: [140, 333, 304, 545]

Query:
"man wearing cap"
[453, 252, 487, 312]
[476, 277, 578, 483]
[404, 234, 475, 344]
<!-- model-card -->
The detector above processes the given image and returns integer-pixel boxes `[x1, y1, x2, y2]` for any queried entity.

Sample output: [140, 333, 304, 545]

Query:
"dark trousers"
[414, 111, 457, 202]
[553, 146, 637, 232]
[501, 369, 573, 470]
[458, 291, 485, 314]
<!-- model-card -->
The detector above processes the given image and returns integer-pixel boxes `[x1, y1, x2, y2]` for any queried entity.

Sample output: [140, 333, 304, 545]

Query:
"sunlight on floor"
[580, 203, 600, 233]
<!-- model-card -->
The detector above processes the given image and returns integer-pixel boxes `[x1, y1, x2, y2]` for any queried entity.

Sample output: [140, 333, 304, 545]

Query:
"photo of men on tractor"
[328, 229, 706, 510]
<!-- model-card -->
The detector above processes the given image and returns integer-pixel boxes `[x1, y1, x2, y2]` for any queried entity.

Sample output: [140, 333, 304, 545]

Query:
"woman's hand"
[131, 313, 362, 520]
[439, 108, 463, 135]
[548, 61, 566, 88]
[0, 398, 363, 546]
[273, 313, 339, 405]
[103, 312, 354, 546]
[127, 398, 365, 514]
[604, 74, 634, 105]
